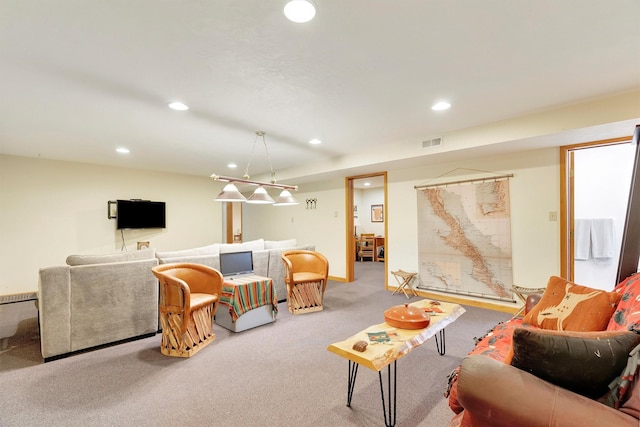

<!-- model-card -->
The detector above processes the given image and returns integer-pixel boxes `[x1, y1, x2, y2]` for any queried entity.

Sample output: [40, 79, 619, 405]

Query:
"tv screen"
[116, 199, 166, 229]
[219, 251, 254, 277]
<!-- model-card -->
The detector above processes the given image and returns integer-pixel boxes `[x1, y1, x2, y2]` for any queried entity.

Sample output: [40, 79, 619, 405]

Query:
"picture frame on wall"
[371, 204, 384, 222]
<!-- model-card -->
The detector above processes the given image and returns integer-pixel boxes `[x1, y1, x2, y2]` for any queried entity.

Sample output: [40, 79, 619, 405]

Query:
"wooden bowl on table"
[383, 303, 431, 329]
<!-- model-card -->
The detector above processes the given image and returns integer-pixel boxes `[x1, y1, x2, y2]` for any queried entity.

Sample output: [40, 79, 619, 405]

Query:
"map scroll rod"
[414, 173, 514, 190]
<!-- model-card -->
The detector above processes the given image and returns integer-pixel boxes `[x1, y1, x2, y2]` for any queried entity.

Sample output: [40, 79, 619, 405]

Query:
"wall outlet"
[548, 211, 558, 221]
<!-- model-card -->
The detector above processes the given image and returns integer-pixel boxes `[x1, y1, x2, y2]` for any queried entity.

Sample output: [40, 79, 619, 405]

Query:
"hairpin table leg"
[435, 329, 446, 355]
[347, 360, 359, 407]
[378, 361, 397, 427]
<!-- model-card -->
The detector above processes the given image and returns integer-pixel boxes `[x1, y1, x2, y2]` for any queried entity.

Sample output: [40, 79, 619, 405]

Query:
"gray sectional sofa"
[156, 239, 315, 301]
[38, 239, 312, 360]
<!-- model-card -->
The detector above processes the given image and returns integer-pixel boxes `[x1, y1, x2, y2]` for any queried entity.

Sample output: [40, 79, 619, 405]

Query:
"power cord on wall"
[120, 229, 128, 252]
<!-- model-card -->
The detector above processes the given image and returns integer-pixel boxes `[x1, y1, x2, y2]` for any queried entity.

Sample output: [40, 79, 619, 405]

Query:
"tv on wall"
[115, 199, 166, 229]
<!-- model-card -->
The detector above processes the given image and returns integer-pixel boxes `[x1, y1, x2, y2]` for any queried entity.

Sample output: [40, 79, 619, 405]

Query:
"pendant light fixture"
[214, 183, 247, 202]
[212, 131, 298, 206]
[273, 190, 298, 206]
[247, 186, 275, 204]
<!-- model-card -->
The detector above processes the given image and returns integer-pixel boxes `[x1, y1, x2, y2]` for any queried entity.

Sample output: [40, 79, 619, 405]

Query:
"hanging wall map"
[416, 179, 514, 301]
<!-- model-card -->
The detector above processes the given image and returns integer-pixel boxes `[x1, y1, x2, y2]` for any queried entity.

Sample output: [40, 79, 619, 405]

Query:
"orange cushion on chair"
[522, 276, 621, 332]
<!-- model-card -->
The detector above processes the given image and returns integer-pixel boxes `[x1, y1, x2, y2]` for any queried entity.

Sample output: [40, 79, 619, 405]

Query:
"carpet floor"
[0, 262, 511, 426]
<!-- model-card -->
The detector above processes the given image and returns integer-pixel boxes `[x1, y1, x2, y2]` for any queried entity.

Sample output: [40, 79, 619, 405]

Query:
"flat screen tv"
[219, 251, 254, 277]
[116, 199, 166, 229]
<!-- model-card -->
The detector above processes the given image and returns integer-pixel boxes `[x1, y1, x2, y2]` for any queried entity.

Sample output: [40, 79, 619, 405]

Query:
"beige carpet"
[0, 262, 511, 426]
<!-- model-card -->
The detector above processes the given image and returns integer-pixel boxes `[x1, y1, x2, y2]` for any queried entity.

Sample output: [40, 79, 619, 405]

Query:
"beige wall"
[2, 90, 638, 301]
[387, 147, 560, 306]
[242, 146, 560, 311]
[356, 188, 385, 236]
[0, 155, 223, 295]
[0, 143, 622, 309]
[243, 182, 347, 278]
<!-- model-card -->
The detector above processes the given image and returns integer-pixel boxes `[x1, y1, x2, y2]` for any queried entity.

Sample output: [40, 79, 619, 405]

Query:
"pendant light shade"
[211, 131, 298, 206]
[273, 190, 299, 206]
[246, 186, 275, 204]
[214, 183, 246, 202]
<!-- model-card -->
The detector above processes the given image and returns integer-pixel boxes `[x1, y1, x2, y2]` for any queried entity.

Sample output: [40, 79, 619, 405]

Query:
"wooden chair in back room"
[151, 263, 223, 357]
[281, 250, 329, 314]
[358, 233, 375, 261]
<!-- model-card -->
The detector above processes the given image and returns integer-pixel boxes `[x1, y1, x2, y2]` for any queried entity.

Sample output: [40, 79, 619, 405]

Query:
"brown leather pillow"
[510, 328, 640, 399]
[522, 276, 621, 331]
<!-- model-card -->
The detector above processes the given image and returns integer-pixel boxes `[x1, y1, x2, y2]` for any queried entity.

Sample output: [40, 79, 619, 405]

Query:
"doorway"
[224, 202, 243, 243]
[346, 172, 388, 286]
[560, 136, 634, 289]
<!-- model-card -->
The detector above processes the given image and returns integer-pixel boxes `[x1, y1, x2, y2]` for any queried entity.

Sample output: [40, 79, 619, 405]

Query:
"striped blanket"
[220, 275, 278, 321]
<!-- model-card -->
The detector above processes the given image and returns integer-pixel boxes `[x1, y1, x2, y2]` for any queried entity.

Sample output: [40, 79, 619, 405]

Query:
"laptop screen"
[219, 251, 254, 277]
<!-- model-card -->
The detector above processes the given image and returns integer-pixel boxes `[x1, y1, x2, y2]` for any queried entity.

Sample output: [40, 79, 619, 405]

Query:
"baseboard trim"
[404, 288, 518, 314]
[43, 332, 157, 363]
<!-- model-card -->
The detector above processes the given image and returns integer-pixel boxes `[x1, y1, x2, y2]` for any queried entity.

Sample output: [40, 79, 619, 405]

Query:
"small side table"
[391, 270, 418, 298]
[217, 275, 278, 332]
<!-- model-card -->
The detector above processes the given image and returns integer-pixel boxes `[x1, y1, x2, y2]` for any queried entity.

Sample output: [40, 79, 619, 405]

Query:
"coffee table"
[327, 299, 465, 427]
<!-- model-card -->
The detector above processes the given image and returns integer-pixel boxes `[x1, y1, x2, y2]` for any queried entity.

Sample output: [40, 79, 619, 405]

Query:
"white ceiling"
[353, 175, 384, 190]
[1, 1, 639, 184]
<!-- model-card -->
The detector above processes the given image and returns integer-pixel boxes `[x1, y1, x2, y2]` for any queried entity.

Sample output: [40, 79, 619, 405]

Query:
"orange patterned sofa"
[447, 274, 640, 426]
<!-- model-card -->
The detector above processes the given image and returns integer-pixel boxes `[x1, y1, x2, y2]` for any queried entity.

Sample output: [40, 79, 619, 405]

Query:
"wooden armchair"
[151, 263, 223, 357]
[358, 233, 375, 261]
[281, 250, 329, 314]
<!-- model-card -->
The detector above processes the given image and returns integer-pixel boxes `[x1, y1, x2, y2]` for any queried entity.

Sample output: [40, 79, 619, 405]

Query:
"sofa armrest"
[38, 266, 72, 359]
[456, 355, 637, 427]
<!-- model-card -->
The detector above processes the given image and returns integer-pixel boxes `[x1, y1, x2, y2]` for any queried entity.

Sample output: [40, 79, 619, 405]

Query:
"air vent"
[422, 137, 442, 148]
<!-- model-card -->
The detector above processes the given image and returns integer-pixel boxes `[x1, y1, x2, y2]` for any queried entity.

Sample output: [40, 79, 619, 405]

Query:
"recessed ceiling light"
[227, 163, 237, 169]
[432, 101, 451, 111]
[284, 0, 316, 23]
[309, 138, 322, 145]
[364, 182, 371, 187]
[168, 101, 189, 111]
[116, 147, 130, 154]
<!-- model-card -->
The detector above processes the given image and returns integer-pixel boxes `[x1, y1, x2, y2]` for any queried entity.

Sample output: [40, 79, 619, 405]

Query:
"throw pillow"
[510, 328, 640, 399]
[608, 273, 640, 331]
[522, 276, 621, 331]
